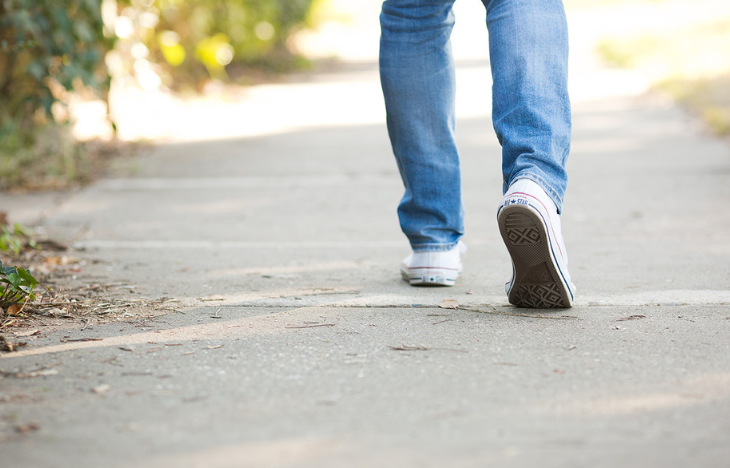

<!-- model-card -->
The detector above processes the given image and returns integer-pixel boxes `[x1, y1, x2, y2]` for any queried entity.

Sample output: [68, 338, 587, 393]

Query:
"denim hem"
[410, 241, 459, 253]
[508, 174, 564, 214]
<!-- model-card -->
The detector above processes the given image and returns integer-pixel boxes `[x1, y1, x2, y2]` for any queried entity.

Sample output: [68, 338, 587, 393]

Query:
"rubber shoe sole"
[498, 205, 573, 308]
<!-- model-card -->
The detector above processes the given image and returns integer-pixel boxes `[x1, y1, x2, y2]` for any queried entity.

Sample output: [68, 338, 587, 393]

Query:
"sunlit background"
[2, 0, 730, 190]
[1, 5, 730, 456]
[69, 0, 730, 144]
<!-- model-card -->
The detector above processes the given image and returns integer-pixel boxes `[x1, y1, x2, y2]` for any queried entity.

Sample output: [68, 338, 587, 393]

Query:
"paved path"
[2, 5, 730, 467]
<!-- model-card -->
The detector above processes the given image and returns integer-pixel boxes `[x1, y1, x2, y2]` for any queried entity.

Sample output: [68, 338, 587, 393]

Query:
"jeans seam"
[410, 241, 459, 253]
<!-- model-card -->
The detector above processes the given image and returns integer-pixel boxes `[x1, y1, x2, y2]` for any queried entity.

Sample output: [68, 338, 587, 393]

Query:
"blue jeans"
[380, 0, 571, 252]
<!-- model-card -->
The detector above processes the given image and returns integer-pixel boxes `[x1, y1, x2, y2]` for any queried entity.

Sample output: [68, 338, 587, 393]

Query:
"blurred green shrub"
[0, 1, 111, 141]
[124, 0, 321, 89]
[0, 0, 322, 188]
[598, 15, 730, 137]
[0, 0, 112, 189]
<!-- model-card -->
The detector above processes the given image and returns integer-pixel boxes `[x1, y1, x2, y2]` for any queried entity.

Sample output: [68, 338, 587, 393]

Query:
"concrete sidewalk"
[2, 5, 730, 467]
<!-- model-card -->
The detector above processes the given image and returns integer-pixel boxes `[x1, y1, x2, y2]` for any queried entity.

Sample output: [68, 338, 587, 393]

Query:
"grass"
[0, 124, 139, 192]
[597, 8, 730, 136]
[0, 125, 89, 191]
[660, 76, 730, 136]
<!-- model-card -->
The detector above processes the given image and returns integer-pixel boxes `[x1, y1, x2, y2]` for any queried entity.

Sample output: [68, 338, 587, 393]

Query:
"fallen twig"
[460, 306, 578, 320]
[389, 344, 428, 351]
[285, 323, 336, 329]
[2, 367, 58, 378]
[298, 290, 360, 297]
[389, 344, 468, 353]
[59, 338, 103, 343]
[0, 318, 19, 328]
[615, 314, 646, 321]
[0, 335, 27, 352]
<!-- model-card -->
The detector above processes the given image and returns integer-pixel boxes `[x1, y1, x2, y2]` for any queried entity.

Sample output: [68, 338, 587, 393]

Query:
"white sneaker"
[400, 241, 466, 286]
[497, 179, 575, 308]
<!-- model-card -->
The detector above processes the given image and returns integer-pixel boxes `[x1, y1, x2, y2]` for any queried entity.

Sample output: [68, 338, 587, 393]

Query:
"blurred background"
[1, 0, 730, 191]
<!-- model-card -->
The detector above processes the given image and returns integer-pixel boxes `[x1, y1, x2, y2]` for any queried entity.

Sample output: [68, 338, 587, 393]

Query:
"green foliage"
[659, 76, 730, 137]
[0, 1, 112, 141]
[0, 0, 112, 190]
[137, 0, 319, 88]
[0, 261, 39, 310]
[597, 13, 730, 138]
[0, 124, 96, 190]
[0, 223, 36, 256]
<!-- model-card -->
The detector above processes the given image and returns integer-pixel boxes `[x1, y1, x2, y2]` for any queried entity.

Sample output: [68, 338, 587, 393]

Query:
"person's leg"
[483, 0, 575, 307]
[483, 0, 571, 211]
[379, 0, 463, 252]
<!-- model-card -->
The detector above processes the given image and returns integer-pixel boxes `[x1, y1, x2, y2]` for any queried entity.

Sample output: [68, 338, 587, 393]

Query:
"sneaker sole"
[498, 205, 572, 308]
[400, 268, 458, 286]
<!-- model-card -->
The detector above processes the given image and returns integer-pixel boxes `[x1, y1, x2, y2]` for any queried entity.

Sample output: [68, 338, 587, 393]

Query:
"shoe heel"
[406, 271, 455, 286]
[499, 206, 571, 308]
[504, 212, 541, 245]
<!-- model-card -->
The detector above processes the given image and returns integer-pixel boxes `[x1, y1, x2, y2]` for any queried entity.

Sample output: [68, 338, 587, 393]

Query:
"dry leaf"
[91, 384, 111, 394]
[14, 329, 40, 337]
[439, 299, 459, 310]
[45, 256, 79, 265]
[0, 335, 27, 352]
[14, 423, 40, 434]
[6, 304, 22, 316]
[25, 368, 59, 377]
